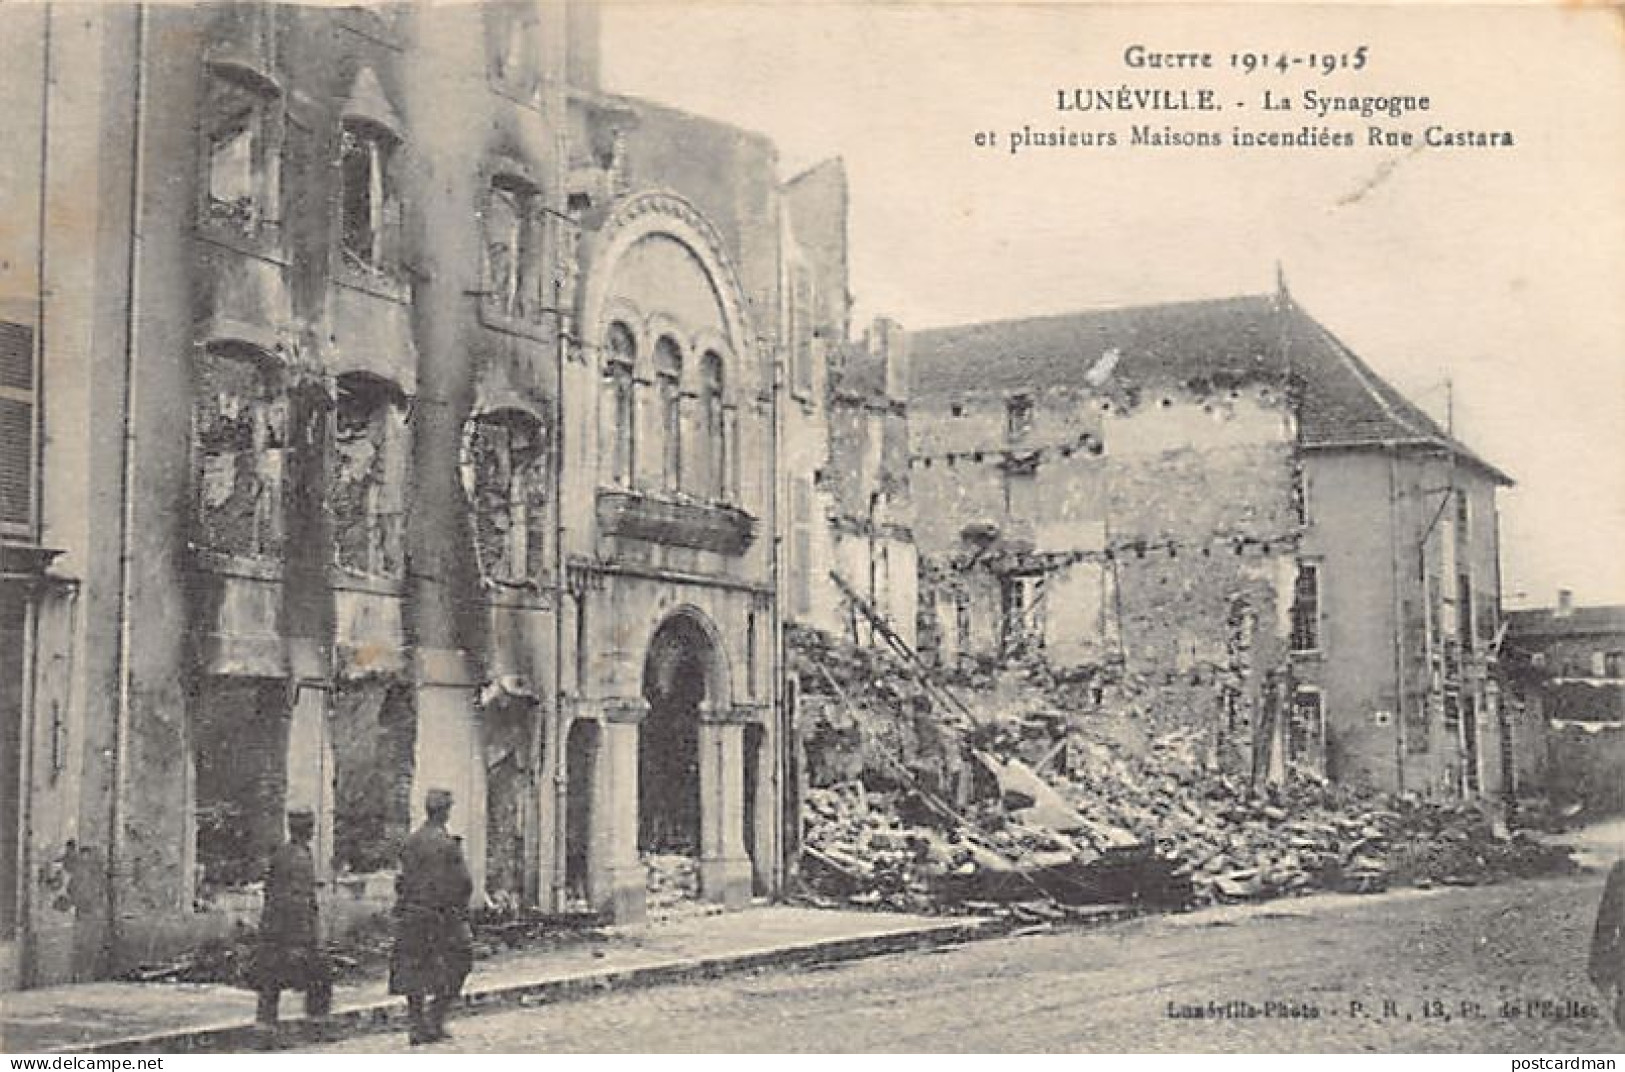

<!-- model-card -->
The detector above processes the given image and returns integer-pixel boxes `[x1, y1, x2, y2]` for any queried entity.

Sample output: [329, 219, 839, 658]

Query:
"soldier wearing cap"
[389, 788, 474, 1045]
[253, 806, 332, 1034]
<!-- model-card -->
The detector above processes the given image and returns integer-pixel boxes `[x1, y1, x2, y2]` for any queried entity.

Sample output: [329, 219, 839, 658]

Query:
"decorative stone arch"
[642, 604, 735, 712]
[577, 190, 757, 392]
[599, 297, 646, 358]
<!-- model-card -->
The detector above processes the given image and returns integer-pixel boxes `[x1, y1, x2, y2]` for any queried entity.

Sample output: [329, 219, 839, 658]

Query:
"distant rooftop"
[907, 292, 1511, 484]
[1507, 604, 1625, 639]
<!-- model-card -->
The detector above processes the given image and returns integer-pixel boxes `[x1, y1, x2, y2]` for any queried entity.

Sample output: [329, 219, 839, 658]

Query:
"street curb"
[73, 916, 1001, 1054]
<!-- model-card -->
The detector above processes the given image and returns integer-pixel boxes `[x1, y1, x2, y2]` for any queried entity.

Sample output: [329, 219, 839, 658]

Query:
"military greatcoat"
[388, 822, 475, 997]
[252, 839, 329, 992]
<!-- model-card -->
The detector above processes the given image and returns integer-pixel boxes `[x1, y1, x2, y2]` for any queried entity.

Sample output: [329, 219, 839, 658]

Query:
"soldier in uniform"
[252, 807, 332, 1034]
[389, 788, 474, 1045]
[1591, 857, 1625, 1032]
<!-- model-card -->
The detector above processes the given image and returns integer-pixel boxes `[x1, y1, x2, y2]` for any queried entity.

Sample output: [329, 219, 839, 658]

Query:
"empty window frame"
[193, 345, 289, 560]
[1289, 560, 1321, 653]
[332, 373, 408, 578]
[201, 65, 282, 239]
[488, 1, 543, 102]
[1288, 688, 1324, 767]
[339, 119, 400, 273]
[464, 410, 549, 586]
[484, 174, 545, 324]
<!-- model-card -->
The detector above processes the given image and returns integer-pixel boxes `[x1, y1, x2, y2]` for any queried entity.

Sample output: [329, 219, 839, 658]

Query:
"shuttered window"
[0, 321, 37, 533]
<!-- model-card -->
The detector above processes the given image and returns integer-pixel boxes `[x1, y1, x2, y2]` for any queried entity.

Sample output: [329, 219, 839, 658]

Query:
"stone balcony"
[595, 489, 757, 556]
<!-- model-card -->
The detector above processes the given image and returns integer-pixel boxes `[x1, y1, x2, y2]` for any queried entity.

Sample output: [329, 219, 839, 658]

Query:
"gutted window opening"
[462, 409, 549, 586]
[488, 1, 542, 102]
[1001, 574, 1045, 656]
[484, 174, 545, 324]
[1288, 688, 1324, 772]
[339, 119, 399, 273]
[193, 678, 290, 893]
[333, 373, 408, 578]
[202, 67, 281, 239]
[602, 322, 636, 487]
[331, 682, 416, 875]
[1289, 560, 1321, 653]
[655, 336, 683, 493]
[193, 345, 288, 560]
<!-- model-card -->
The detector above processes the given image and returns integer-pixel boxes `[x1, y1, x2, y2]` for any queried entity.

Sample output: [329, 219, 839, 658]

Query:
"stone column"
[412, 647, 484, 904]
[285, 638, 334, 881]
[597, 698, 647, 922]
[697, 703, 751, 907]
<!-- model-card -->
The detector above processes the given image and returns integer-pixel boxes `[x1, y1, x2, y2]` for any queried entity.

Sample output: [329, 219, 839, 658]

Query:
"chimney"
[1556, 588, 1574, 618]
[566, 0, 602, 93]
[869, 317, 909, 402]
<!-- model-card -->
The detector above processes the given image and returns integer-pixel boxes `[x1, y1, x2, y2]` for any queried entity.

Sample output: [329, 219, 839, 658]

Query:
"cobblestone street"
[315, 869, 1624, 1053]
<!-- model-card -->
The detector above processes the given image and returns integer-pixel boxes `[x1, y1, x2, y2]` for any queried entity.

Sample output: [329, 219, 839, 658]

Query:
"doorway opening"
[564, 719, 598, 907]
[640, 613, 712, 908]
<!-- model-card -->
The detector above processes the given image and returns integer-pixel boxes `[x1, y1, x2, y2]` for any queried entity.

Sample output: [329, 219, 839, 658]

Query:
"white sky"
[602, 2, 1625, 609]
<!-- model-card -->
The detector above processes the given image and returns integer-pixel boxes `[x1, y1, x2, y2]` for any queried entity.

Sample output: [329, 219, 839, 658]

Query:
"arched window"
[602, 322, 636, 487]
[654, 336, 683, 493]
[463, 409, 548, 586]
[332, 373, 408, 578]
[702, 351, 726, 501]
[192, 344, 288, 560]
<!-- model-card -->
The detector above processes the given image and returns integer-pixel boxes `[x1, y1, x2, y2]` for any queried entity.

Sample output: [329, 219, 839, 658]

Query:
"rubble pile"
[644, 853, 700, 911]
[791, 628, 1577, 915]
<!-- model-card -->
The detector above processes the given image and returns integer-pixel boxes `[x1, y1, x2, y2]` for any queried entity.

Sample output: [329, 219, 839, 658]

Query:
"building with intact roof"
[1506, 593, 1625, 815]
[905, 282, 1514, 797]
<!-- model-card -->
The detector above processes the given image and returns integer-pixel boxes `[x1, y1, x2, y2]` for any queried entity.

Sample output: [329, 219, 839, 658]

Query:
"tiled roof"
[906, 293, 1511, 484]
[1506, 605, 1625, 639]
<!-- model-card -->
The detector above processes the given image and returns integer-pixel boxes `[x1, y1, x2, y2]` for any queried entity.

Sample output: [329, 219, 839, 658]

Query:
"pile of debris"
[645, 853, 700, 911]
[791, 628, 1577, 916]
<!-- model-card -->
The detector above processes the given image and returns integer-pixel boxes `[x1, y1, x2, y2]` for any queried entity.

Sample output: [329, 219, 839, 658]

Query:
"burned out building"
[905, 286, 1514, 797]
[0, 1, 852, 990]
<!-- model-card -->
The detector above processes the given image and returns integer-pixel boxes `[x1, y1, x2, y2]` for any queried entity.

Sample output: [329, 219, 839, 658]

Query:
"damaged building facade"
[1506, 595, 1625, 816]
[905, 290, 1514, 797]
[0, 1, 860, 989]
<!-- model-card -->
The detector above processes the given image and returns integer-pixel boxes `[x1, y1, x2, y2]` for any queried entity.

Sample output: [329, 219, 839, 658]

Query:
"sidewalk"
[1, 906, 1014, 1054]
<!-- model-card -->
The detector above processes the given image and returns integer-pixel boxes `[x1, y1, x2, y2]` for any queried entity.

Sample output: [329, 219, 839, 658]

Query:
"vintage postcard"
[0, 0, 1622, 1057]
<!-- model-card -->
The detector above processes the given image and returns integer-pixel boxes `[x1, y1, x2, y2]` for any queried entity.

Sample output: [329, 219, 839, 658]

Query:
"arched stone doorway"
[639, 614, 711, 908]
[634, 608, 751, 909]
